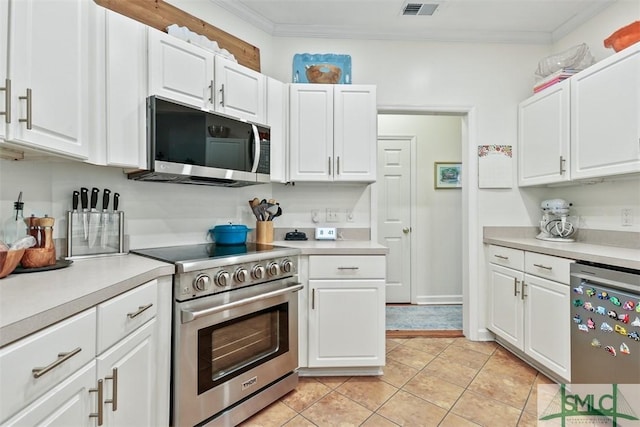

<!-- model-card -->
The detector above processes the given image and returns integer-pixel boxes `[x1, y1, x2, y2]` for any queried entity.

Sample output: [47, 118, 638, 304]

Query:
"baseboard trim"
[386, 330, 464, 338]
[414, 295, 463, 305]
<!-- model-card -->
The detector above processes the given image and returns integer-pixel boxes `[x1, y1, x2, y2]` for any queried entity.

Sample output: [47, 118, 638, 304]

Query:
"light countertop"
[483, 228, 640, 271]
[0, 254, 174, 347]
[275, 240, 389, 255]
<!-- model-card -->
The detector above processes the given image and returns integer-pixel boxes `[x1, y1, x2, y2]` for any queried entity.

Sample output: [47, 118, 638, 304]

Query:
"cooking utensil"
[209, 224, 251, 245]
[80, 187, 89, 240]
[266, 203, 279, 220]
[88, 187, 100, 248]
[101, 189, 111, 248]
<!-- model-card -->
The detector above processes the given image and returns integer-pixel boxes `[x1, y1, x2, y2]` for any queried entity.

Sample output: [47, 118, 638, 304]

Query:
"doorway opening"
[373, 106, 480, 340]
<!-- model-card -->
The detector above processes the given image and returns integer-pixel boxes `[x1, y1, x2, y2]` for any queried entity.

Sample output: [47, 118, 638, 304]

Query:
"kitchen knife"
[101, 189, 111, 248]
[88, 187, 100, 248]
[72, 190, 79, 222]
[112, 193, 120, 242]
[80, 187, 89, 240]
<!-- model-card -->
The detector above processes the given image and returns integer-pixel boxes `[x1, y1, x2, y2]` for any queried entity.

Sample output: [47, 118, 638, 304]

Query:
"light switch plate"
[315, 227, 337, 240]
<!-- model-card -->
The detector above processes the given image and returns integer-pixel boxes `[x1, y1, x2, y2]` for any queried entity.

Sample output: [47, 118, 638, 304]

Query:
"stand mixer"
[536, 199, 578, 242]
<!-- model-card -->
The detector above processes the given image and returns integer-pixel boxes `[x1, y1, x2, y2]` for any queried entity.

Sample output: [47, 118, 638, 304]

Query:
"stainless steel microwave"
[128, 96, 270, 187]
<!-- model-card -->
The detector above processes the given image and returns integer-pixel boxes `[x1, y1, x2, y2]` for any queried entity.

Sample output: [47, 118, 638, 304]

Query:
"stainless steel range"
[131, 243, 301, 427]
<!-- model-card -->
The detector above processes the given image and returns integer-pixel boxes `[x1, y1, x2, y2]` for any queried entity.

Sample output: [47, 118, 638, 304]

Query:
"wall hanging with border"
[293, 53, 352, 84]
[434, 162, 462, 189]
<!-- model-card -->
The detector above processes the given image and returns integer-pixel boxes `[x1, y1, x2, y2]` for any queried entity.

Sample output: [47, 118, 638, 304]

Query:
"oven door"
[173, 278, 302, 427]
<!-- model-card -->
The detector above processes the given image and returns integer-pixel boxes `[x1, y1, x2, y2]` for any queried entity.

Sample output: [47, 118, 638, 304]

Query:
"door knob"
[402, 227, 410, 234]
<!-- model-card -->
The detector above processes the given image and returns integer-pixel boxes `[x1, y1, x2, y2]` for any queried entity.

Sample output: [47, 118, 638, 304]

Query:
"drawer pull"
[493, 254, 509, 260]
[127, 303, 153, 319]
[32, 347, 82, 378]
[337, 267, 360, 270]
[533, 263, 552, 270]
[105, 367, 118, 411]
[89, 379, 104, 426]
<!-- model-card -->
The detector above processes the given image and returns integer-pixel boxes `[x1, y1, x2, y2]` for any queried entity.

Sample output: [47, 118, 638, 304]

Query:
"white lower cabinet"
[1, 362, 97, 427]
[0, 278, 170, 426]
[96, 320, 156, 427]
[304, 255, 386, 370]
[488, 245, 572, 381]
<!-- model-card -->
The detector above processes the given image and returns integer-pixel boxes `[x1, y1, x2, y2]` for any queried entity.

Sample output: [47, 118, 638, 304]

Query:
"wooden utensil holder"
[256, 221, 274, 244]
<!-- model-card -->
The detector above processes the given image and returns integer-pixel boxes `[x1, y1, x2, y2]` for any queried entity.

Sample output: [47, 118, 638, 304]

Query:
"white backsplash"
[0, 159, 374, 249]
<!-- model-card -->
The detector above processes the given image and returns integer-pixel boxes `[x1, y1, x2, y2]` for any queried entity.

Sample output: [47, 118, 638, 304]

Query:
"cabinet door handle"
[559, 155, 566, 174]
[89, 379, 104, 426]
[514, 278, 520, 296]
[219, 83, 225, 106]
[521, 282, 527, 300]
[105, 367, 118, 411]
[533, 263, 552, 270]
[337, 156, 340, 175]
[328, 157, 332, 176]
[127, 303, 153, 319]
[337, 266, 360, 270]
[18, 88, 32, 129]
[493, 254, 509, 260]
[0, 78, 10, 123]
[312, 288, 315, 310]
[32, 347, 82, 378]
[208, 80, 214, 104]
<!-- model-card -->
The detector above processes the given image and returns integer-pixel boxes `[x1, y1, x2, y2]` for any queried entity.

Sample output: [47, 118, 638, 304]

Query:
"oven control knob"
[214, 271, 230, 287]
[267, 262, 280, 276]
[281, 259, 294, 273]
[235, 268, 248, 282]
[193, 274, 211, 292]
[251, 265, 265, 279]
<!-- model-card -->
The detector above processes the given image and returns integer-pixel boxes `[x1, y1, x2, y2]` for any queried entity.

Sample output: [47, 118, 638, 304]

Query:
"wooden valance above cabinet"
[94, 0, 261, 72]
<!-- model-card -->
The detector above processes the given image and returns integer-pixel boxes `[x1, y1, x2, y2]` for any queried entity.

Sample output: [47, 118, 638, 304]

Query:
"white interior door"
[377, 137, 413, 303]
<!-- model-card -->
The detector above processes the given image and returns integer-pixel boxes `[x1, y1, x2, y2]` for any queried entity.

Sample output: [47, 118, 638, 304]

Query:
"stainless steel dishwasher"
[570, 262, 640, 384]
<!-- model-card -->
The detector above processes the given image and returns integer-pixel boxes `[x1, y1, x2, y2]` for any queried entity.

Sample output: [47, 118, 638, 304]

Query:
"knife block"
[66, 210, 126, 258]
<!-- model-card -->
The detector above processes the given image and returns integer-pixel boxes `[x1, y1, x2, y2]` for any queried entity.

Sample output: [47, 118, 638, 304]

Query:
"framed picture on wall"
[434, 162, 462, 189]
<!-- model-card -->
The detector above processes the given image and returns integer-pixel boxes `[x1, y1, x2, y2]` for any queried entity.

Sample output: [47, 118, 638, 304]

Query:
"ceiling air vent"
[402, 2, 440, 16]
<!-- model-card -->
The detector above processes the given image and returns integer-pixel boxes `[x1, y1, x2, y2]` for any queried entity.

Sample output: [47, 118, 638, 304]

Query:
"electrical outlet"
[346, 209, 354, 222]
[311, 210, 320, 223]
[326, 208, 339, 222]
[621, 208, 633, 226]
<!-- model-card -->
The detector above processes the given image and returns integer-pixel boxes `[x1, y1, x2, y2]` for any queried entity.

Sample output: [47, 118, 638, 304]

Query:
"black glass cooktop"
[130, 242, 282, 264]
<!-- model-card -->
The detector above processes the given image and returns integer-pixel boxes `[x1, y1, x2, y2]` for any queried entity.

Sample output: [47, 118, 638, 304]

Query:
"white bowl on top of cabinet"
[487, 245, 574, 382]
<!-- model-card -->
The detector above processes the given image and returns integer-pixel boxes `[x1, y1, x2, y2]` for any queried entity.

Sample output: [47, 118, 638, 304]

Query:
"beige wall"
[378, 114, 463, 303]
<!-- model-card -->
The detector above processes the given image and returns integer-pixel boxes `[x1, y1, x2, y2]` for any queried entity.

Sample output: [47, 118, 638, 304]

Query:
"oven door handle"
[181, 283, 303, 323]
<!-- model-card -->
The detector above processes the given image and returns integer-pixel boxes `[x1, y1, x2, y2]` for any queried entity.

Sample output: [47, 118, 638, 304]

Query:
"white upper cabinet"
[333, 85, 378, 181]
[289, 84, 377, 182]
[90, 7, 148, 168]
[214, 55, 266, 124]
[267, 77, 289, 183]
[290, 84, 333, 181]
[4, 0, 90, 159]
[570, 43, 640, 180]
[147, 30, 267, 125]
[147, 28, 214, 110]
[518, 80, 570, 186]
[0, 0, 7, 142]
